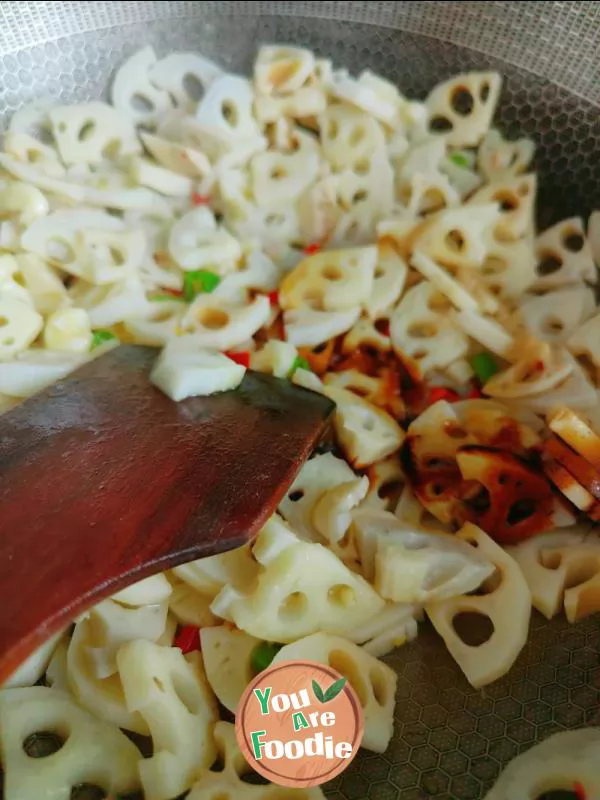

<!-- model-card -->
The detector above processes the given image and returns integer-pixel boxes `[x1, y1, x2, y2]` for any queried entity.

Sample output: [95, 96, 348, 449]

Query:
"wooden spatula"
[0, 344, 334, 683]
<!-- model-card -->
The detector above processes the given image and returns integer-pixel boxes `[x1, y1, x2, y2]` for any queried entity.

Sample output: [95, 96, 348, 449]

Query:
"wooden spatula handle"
[0, 345, 334, 682]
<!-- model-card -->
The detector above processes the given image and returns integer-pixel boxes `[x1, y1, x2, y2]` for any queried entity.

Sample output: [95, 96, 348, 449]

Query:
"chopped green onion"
[288, 355, 311, 378]
[90, 330, 119, 351]
[449, 152, 470, 169]
[183, 269, 220, 302]
[251, 641, 283, 676]
[469, 352, 498, 384]
[149, 293, 185, 303]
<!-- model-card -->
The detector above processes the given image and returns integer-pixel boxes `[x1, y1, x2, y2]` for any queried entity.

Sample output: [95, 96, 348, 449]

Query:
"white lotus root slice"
[298, 174, 340, 244]
[507, 527, 589, 619]
[280, 245, 377, 312]
[172, 541, 258, 599]
[273, 632, 397, 753]
[77, 227, 146, 285]
[320, 104, 386, 170]
[21, 209, 124, 275]
[332, 149, 395, 238]
[66, 607, 157, 733]
[374, 524, 495, 605]
[278, 452, 357, 541]
[469, 174, 536, 241]
[250, 339, 298, 379]
[212, 249, 280, 304]
[254, 45, 316, 94]
[166, 575, 218, 628]
[168, 206, 241, 273]
[111, 573, 173, 606]
[515, 286, 592, 344]
[189, 721, 327, 799]
[426, 72, 502, 147]
[80, 597, 170, 680]
[404, 170, 461, 218]
[366, 241, 408, 319]
[0, 350, 86, 398]
[180, 294, 270, 350]
[117, 641, 218, 800]
[342, 317, 391, 354]
[150, 337, 246, 401]
[250, 149, 320, 210]
[0, 254, 34, 306]
[254, 85, 327, 124]
[537, 539, 600, 622]
[49, 102, 140, 165]
[200, 625, 260, 713]
[139, 131, 212, 178]
[389, 281, 470, 375]
[43, 307, 92, 354]
[478, 129, 535, 180]
[74, 276, 150, 329]
[312, 476, 369, 545]
[0, 179, 49, 223]
[329, 69, 403, 128]
[3, 630, 65, 689]
[337, 600, 419, 657]
[211, 538, 384, 642]
[0, 296, 43, 359]
[513, 352, 598, 415]
[124, 298, 185, 347]
[111, 46, 173, 126]
[483, 345, 573, 399]
[440, 154, 482, 200]
[130, 156, 194, 196]
[0, 686, 141, 800]
[532, 216, 597, 289]
[284, 305, 361, 347]
[149, 52, 223, 107]
[426, 523, 532, 688]
[412, 203, 500, 269]
[195, 74, 260, 143]
[484, 728, 600, 800]
[324, 385, 405, 468]
[3, 129, 64, 176]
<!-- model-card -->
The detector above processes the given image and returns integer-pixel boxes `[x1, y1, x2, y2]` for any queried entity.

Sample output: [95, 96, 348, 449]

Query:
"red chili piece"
[174, 625, 200, 654]
[466, 385, 483, 399]
[226, 351, 251, 368]
[303, 242, 321, 255]
[160, 287, 184, 298]
[573, 782, 587, 800]
[428, 386, 460, 405]
[191, 192, 210, 206]
[267, 290, 279, 306]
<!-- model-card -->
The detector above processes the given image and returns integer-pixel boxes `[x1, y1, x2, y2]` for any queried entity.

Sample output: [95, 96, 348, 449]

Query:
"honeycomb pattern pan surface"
[0, 2, 599, 798]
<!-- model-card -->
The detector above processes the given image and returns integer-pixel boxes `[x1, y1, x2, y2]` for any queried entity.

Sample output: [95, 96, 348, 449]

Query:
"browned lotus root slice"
[548, 406, 600, 471]
[297, 338, 335, 375]
[544, 435, 600, 499]
[456, 446, 554, 544]
[542, 456, 596, 512]
[401, 434, 464, 524]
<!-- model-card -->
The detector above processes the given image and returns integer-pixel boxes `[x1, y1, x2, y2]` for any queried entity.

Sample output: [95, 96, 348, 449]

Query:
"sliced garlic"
[43, 307, 91, 353]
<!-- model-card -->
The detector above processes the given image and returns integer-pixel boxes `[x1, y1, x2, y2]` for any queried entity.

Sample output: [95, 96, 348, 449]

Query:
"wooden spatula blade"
[0, 344, 334, 682]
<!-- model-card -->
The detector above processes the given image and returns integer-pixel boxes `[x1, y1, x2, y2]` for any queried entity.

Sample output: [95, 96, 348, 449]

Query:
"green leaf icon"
[312, 679, 325, 703]
[323, 677, 347, 702]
